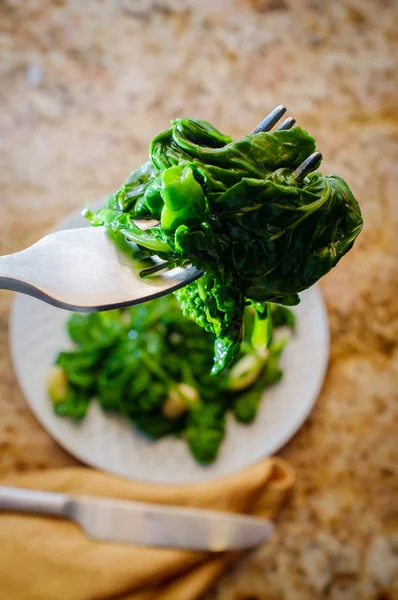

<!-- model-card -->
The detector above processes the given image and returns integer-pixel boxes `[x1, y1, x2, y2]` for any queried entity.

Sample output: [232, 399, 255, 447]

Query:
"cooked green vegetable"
[233, 336, 287, 424]
[49, 295, 294, 464]
[50, 116, 362, 463]
[86, 118, 362, 373]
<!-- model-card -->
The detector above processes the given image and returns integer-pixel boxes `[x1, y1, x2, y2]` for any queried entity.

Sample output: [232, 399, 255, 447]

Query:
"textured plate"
[9, 207, 329, 484]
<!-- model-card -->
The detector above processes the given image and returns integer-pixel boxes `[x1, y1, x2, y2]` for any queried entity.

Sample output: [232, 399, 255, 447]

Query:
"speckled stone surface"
[1, 1, 398, 598]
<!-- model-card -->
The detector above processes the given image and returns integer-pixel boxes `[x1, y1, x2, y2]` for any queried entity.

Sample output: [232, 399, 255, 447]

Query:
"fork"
[0, 106, 321, 312]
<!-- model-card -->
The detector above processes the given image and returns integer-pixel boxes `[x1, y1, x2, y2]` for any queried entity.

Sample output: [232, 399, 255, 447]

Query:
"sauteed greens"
[85, 119, 362, 373]
[48, 295, 294, 464]
[49, 117, 362, 463]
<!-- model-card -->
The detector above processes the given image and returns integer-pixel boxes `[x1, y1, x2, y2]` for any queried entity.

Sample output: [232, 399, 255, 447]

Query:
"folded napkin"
[0, 457, 294, 600]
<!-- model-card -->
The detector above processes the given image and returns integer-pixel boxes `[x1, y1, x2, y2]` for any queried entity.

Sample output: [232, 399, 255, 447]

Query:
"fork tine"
[293, 152, 322, 181]
[276, 117, 296, 131]
[251, 105, 287, 134]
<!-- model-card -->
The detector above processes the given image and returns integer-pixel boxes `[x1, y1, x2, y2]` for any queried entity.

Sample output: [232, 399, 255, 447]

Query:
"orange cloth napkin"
[0, 458, 294, 600]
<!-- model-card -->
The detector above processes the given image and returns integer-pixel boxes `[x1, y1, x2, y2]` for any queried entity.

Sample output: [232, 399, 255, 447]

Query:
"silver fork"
[0, 106, 321, 312]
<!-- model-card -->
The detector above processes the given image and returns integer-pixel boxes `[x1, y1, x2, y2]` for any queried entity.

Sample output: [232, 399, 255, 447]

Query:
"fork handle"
[0, 486, 68, 517]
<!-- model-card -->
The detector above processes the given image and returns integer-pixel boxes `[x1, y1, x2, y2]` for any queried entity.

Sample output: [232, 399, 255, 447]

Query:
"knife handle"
[0, 486, 68, 517]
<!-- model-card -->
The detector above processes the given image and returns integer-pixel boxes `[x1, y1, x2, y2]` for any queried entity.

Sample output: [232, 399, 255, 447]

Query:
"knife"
[0, 486, 274, 551]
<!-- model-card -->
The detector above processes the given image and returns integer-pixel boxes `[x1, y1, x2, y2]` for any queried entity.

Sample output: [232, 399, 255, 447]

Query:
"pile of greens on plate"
[48, 296, 295, 464]
[48, 117, 362, 464]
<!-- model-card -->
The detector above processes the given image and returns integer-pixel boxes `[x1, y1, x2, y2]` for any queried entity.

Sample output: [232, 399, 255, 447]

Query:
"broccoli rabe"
[48, 295, 295, 464]
[87, 118, 362, 373]
[49, 115, 362, 463]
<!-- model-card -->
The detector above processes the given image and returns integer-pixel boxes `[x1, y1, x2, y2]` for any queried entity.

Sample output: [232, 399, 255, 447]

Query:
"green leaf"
[53, 388, 91, 420]
[185, 403, 226, 464]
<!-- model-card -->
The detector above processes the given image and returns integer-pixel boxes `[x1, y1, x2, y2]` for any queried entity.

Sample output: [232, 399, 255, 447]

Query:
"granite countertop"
[1, 0, 398, 598]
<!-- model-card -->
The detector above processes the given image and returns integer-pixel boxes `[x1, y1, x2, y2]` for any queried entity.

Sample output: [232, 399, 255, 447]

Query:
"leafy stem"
[120, 226, 172, 254]
[226, 304, 272, 392]
[251, 303, 272, 352]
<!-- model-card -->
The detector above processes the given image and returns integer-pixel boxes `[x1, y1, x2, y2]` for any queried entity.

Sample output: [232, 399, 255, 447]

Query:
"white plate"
[9, 207, 329, 484]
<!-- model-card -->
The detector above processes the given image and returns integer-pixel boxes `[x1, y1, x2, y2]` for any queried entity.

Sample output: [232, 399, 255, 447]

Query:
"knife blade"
[0, 486, 274, 551]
